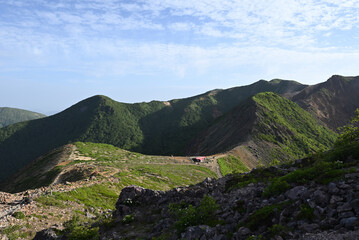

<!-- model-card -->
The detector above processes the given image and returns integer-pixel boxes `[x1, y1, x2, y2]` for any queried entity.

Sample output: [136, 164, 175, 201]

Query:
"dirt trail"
[204, 155, 223, 178]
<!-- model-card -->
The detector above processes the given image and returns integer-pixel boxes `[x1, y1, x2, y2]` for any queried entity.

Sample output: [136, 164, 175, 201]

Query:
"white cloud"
[168, 22, 194, 32]
[1, 0, 359, 86]
[2, 0, 359, 48]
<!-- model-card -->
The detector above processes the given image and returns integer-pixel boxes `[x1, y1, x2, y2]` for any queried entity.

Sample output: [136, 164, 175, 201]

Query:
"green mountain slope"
[186, 92, 337, 165]
[0, 79, 306, 181]
[0, 107, 45, 128]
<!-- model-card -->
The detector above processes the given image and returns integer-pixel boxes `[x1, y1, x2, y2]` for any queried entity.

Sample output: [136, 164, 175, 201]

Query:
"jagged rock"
[350, 199, 359, 215]
[0, 234, 9, 240]
[337, 203, 353, 213]
[345, 173, 359, 179]
[300, 223, 320, 233]
[237, 226, 251, 236]
[273, 236, 284, 240]
[86, 211, 96, 219]
[33, 228, 58, 240]
[328, 182, 340, 194]
[181, 226, 205, 240]
[339, 211, 355, 219]
[338, 183, 351, 190]
[114, 185, 163, 219]
[340, 217, 359, 229]
[330, 195, 343, 205]
[313, 190, 329, 207]
[286, 186, 308, 200]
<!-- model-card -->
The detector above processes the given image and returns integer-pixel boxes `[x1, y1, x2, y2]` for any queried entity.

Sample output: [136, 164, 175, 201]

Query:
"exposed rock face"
[33, 228, 58, 240]
[292, 75, 359, 130]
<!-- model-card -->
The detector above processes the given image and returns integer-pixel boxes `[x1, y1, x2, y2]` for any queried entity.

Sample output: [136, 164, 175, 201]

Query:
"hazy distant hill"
[0, 79, 306, 181]
[186, 92, 336, 164]
[0, 107, 45, 128]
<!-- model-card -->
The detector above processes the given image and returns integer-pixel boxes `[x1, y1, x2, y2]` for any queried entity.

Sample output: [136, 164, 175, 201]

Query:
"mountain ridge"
[185, 92, 336, 164]
[0, 78, 307, 181]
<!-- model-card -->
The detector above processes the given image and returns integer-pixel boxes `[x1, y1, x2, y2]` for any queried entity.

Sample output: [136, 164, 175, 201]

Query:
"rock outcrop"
[101, 146, 359, 239]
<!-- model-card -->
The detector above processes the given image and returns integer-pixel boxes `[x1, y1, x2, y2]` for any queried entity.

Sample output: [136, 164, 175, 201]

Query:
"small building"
[191, 156, 206, 162]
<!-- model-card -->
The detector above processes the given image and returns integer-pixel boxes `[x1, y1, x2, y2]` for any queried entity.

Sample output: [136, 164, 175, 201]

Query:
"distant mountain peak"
[268, 78, 302, 85]
[0, 107, 46, 128]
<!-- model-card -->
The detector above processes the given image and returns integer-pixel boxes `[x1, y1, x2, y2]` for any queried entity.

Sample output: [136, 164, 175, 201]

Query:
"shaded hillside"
[186, 92, 336, 164]
[0, 107, 45, 128]
[0, 80, 305, 181]
[0, 95, 166, 182]
[138, 78, 306, 155]
[292, 75, 359, 130]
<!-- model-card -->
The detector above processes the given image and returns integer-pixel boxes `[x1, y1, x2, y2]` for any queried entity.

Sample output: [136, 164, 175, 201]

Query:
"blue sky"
[1, 0, 359, 114]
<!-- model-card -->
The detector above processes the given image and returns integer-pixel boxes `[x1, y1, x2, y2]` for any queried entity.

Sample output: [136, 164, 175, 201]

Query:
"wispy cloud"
[1, 0, 359, 49]
[0, 0, 359, 112]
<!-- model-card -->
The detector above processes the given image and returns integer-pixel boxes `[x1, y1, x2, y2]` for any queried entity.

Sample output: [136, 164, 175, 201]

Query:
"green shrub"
[63, 215, 99, 240]
[336, 108, 359, 146]
[245, 201, 290, 231]
[12, 211, 25, 219]
[68, 226, 99, 240]
[35, 195, 66, 208]
[225, 167, 283, 191]
[122, 214, 135, 224]
[296, 204, 314, 222]
[169, 195, 219, 233]
[99, 216, 115, 230]
[262, 179, 290, 197]
[1, 225, 22, 235]
[245, 235, 263, 240]
[268, 224, 287, 237]
[233, 200, 246, 213]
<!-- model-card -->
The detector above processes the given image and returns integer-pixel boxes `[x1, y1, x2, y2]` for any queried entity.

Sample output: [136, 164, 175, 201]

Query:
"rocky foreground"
[35, 143, 359, 240]
[108, 174, 359, 239]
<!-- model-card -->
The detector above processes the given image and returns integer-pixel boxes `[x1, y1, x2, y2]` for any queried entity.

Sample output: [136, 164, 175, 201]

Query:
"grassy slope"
[186, 92, 336, 164]
[34, 141, 217, 210]
[0, 80, 306, 181]
[0, 107, 45, 128]
[217, 155, 249, 176]
[253, 92, 337, 162]
[227, 141, 359, 194]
